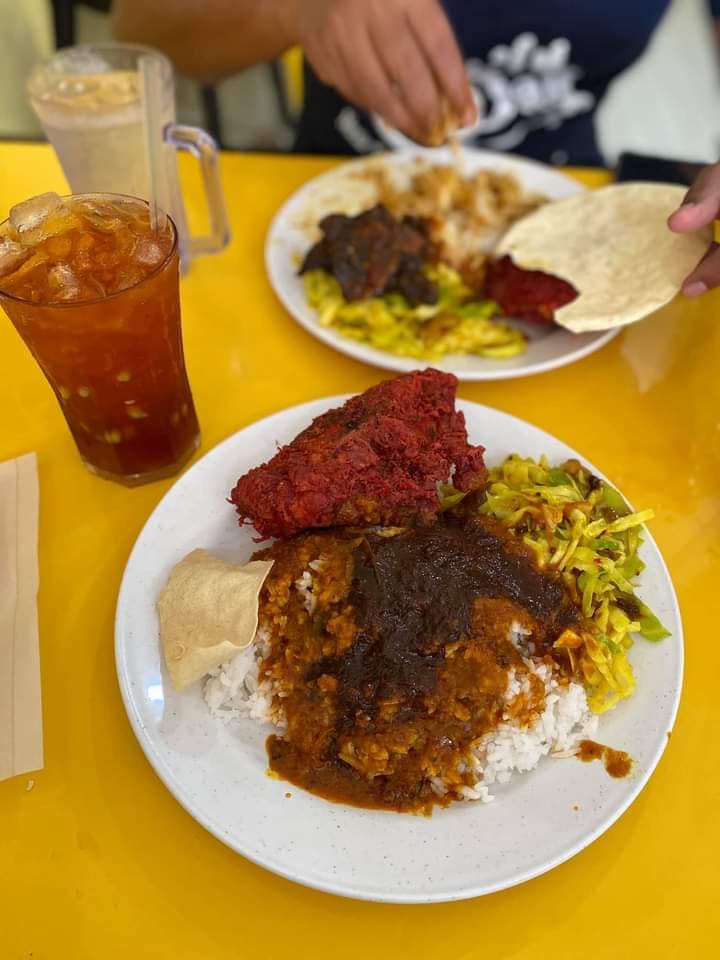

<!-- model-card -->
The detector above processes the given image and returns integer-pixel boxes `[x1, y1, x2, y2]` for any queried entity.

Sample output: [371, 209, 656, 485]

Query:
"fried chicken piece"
[485, 255, 578, 325]
[230, 369, 487, 540]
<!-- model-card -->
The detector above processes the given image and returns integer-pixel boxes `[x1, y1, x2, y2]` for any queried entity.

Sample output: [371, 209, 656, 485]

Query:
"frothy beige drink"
[28, 43, 231, 273]
[30, 69, 152, 200]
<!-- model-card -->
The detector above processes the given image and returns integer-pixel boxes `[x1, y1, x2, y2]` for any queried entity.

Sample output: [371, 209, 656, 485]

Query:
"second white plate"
[265, 148, 618, 380]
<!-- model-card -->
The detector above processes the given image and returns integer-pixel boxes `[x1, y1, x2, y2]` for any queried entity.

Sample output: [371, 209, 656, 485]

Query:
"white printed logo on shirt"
[335, 32, 596, 158]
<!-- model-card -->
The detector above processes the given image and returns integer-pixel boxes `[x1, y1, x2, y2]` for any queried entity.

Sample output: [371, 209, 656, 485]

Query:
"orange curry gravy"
[255, 516, 578, 814]
[577, 739, 633, 779]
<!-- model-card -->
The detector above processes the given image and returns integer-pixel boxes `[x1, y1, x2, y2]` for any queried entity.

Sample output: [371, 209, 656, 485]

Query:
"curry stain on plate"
[577, 739, 632, 778]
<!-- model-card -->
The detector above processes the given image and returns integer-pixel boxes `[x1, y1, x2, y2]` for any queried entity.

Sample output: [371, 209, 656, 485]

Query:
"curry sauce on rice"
[361, 158, 544, 268]
[253, 516, 584, 813]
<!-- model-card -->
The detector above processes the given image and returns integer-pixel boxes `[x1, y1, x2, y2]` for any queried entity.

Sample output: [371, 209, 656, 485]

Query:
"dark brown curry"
[256, 517, 580, 813]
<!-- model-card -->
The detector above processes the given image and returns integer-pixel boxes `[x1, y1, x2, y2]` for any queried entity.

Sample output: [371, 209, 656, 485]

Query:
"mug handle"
[163, 123, 231, 258]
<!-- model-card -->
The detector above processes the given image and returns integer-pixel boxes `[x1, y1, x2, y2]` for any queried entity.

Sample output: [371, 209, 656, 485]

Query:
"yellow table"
[1, 143, 717, 958]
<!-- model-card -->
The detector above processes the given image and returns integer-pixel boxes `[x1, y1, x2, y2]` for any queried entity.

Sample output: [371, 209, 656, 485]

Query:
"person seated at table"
[112, 0, 720, 296]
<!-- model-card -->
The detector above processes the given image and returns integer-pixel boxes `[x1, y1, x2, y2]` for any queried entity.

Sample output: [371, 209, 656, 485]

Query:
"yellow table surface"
[1, 142, 717, 958]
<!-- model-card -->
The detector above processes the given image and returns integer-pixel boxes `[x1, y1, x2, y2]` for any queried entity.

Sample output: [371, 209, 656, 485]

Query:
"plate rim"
[115, 395, 684, 903]
[264, 148, 619, 381]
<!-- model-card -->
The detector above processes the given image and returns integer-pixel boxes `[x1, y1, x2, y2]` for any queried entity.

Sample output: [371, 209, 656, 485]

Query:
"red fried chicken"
[486, 255, 577, 324]
[230, 369, 486, 540]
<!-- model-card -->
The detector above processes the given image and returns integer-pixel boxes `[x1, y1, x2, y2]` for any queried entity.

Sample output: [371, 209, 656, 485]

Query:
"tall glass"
[0, 192, 200, 485]
[28, 43, 230, 272]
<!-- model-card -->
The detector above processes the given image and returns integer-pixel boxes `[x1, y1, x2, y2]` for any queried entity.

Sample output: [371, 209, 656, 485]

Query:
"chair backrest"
[0, 0, 54, 138]
[280, 47, 304, 119]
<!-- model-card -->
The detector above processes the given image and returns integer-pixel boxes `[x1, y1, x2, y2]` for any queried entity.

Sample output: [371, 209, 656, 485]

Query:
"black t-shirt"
[295, 0, 679, 164]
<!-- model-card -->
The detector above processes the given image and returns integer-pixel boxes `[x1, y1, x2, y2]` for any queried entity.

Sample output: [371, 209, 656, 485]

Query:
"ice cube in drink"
[0, 193, 200, 484]
[0, 239, 30, 277]
[9, 191, 62, 235]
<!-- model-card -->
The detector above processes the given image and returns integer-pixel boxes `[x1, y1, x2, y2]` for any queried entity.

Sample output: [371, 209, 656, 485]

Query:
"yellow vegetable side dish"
[304, 264, 525, 361]
[478, 455, 669, 713]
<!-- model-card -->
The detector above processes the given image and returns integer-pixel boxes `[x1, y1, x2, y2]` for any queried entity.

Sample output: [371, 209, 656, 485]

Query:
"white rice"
[203, 626, 277, 725]
[203, 566, 599, 804]
[459, 660, 598, 803]
[294, 570, 315, 613]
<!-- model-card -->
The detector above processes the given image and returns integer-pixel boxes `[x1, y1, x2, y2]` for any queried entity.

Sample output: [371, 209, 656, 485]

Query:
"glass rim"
[27, 42, 174, 97]
[0, 193, 178, 309]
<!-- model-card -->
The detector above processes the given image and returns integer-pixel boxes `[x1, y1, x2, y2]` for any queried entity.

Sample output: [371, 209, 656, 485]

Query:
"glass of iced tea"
[0, 192, 200, 485]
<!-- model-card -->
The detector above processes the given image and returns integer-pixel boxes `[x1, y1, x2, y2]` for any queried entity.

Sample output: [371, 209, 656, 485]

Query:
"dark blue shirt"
[295, 1, 708, 164]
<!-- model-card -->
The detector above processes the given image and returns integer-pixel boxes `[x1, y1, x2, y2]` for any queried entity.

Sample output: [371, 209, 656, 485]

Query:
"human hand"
[290, 0, 475, 144]
[667, 164, 720, 297]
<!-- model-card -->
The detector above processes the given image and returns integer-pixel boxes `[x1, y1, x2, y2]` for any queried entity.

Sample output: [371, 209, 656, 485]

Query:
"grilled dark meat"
[230, 369, 487, 540]
[299, 204, 439, 305]
[386, 253, 438, 304]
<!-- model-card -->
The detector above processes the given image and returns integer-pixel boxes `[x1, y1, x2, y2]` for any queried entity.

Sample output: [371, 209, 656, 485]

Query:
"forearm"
[111, 0, 299, 82]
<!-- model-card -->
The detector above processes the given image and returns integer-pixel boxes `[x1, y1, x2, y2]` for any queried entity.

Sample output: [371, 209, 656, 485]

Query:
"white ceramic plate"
[265, 148, 618, 381]
[115, 397, 682, 903]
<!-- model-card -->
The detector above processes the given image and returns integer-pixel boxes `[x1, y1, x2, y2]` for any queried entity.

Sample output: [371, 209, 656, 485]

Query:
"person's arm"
[112, 0, 297, 82]
[712, 0, 720, 48]
[666, 4, 720, 294]
[112, 0, 474, 144]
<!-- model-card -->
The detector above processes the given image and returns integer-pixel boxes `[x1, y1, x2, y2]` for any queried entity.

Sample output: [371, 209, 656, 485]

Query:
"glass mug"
[0, 192, 200, 485]
[28, 43, 230, 272]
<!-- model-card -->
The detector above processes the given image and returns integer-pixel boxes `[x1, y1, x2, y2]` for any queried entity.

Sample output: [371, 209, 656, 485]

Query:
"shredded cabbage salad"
[477, 454, 669, 713]
[303, 263, 525, 360]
